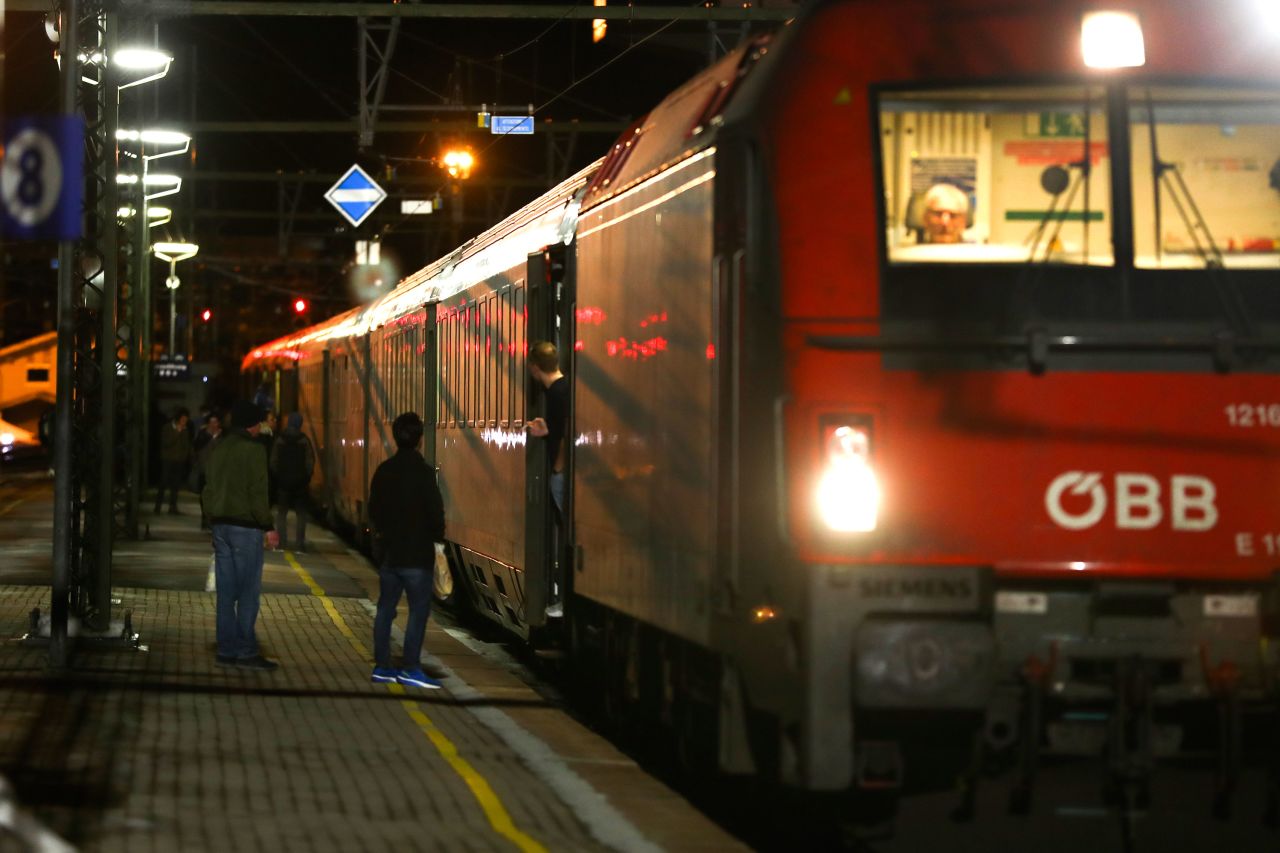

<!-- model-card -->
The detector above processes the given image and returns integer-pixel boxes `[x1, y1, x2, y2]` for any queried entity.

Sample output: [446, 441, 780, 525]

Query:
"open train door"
[523, 244, 574, 627]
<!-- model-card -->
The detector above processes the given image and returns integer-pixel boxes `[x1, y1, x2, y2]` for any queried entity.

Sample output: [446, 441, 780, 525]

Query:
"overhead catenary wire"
[379, 12, 685, 241]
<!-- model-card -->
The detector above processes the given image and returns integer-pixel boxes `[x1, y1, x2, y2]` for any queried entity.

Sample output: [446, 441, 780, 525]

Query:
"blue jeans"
[275, 488, 308, 549]
[374, 566, 432, 668]
[550, 470, 565, 519]
[212, 524, 265, 658]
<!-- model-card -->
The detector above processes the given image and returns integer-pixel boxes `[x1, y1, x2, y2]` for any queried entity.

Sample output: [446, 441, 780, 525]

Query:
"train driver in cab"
[921, 182, 971, 244]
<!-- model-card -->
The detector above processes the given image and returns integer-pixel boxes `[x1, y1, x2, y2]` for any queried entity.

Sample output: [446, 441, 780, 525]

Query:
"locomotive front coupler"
[1199, 645, 1244, 819]
[1009, 649, 1054, 815]
[1104, 655, 1156, 817]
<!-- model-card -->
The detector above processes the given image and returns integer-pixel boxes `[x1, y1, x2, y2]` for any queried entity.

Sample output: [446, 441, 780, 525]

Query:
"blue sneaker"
[371, 666, 398, 683]
[397, 668, 443, 689]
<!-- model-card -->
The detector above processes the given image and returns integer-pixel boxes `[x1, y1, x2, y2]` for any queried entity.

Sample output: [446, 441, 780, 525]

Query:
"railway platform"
[0, 473, 745, 852]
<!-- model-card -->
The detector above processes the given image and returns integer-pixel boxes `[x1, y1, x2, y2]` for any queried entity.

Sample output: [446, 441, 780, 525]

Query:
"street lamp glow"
[113, 48, 172, 71]
[442, 148, 475, 179]
[153, 242, 199, 262]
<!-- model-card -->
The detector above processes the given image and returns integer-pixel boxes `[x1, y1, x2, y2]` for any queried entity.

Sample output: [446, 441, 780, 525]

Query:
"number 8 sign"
[0, 116, 83, 241]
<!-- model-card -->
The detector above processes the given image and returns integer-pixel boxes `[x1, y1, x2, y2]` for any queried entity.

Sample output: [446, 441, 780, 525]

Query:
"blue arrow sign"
[490, 115, 534, 136]
[0, 116, 84, 241]
[324, 164, 387, 228]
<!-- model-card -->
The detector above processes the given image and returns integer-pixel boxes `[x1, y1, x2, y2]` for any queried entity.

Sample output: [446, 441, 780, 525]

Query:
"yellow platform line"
[0, 498, 23, 517]
[282, 550, 547, 853]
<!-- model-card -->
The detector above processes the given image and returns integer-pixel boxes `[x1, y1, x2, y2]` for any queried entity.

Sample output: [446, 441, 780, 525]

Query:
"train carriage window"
[482, 296, 491, 427]
[1130, 86, 1280, 270]
[879, 85, 1113, 266]
[471, 303, 481, 428]
[513, 284, 525, 426]
[439, 313, 447, 426]
[498, 287, 510, 426]
[455, 309, 463, 426]
[487, 294, 497, 427]
[387, 330, 397, 429]
[446, 311, 457, 427]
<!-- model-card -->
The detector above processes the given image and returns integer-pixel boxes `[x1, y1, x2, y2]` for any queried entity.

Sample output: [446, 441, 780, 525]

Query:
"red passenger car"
[248, 0, 1280, 815]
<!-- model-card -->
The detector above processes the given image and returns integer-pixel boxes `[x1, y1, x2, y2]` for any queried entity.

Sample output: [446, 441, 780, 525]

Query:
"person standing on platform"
[525, 341, 569, 618]
[155, 408, 192, 515]
[270, 412, 315, 551]
[368, 412, 446, 689]
[256, 412, 279, 506]
[203, 399, 279, 671]
[192, 411, 224, 530]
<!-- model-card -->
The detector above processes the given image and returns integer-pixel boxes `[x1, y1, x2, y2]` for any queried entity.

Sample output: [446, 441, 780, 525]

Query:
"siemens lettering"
[1044, 472, 1218, 532]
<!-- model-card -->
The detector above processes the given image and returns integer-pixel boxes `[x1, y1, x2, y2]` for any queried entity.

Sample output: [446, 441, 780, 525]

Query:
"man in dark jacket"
[155, 408, 192, 514]
[270, 412, 315, 551]
[203, 399, 280, 671]
[368, 411, 445, 689]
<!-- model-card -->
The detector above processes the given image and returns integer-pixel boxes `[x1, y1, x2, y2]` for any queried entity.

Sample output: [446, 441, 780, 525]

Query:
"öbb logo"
[1044, 472, 1218, 532]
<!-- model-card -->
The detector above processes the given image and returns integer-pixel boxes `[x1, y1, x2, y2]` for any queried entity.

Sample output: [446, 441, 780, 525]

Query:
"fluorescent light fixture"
[117, 206, 173, 220]
[152, 242, 199, 262]
[117, 173, 182, 187]
[116, 128, 191, 146]
[113, 48, 172, 71]
[1081, 11, 1146, 69]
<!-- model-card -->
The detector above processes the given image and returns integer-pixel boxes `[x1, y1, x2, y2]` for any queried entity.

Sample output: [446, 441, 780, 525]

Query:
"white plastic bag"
[205, 553, 217, 593]
[433, 543, 453, 601]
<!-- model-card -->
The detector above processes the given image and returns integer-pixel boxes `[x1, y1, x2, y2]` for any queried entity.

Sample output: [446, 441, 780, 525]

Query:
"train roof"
[243, 160, 600, 371]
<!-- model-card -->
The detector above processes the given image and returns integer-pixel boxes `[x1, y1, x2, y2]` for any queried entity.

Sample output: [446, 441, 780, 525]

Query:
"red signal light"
[200, 308, 212, 322]
[293, 298, 308, 314]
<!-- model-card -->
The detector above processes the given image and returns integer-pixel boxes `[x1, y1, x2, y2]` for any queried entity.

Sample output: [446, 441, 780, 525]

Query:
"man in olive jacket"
[203, 399, 280, 671]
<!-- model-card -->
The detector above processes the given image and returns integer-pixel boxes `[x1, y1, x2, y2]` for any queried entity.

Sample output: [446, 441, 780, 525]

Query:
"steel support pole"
[168, 282, 176, 356]
[136, 147, 152, 520]
[92, 12, 119, 627]
[51, 0, 80, 669]
[126, 140, 146, 535]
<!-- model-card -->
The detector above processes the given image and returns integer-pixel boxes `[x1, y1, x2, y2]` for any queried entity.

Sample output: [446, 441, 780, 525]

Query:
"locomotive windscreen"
[875, 82, 1280, 346]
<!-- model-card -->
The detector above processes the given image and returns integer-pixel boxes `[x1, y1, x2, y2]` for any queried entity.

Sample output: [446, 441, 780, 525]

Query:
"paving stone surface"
[0, 480, 746, 853]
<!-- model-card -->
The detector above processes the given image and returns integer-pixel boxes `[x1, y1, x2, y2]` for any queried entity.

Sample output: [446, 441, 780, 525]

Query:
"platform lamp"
[116, 124, 188, 540]
[152, 241, 199, 360]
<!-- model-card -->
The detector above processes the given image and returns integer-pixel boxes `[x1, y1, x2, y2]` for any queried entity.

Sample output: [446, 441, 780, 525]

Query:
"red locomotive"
[248, 0, 1280, 820]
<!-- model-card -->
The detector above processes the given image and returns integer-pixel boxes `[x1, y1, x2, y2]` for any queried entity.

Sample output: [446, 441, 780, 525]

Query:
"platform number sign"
[0, 116, 83, 241]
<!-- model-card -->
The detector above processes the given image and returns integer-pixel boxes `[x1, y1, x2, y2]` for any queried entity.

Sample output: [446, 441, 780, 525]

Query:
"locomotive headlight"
[815, 423, 880, 533]
[1081, 11, 1146, 69]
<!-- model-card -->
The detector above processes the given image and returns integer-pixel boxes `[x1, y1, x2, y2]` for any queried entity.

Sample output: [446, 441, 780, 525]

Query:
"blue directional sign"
[324, 164, 387, 228]
[0, 116, 84, 241]
[490, 115, 535, 136]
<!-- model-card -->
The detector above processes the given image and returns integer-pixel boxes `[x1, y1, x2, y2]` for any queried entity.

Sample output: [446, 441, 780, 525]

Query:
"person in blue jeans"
[368, 411, 446, 689]
[202, 399, 280, 671]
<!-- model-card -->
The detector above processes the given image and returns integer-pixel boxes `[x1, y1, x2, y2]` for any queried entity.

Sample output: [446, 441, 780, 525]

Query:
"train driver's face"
[924, 203, 966, 244]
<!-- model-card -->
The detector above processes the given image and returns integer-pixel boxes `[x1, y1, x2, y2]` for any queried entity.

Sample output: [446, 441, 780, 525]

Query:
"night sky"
[2, 2, 778, 369]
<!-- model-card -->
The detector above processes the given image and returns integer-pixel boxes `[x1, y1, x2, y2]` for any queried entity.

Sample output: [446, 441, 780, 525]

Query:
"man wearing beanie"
[203, 399, 280, 671]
